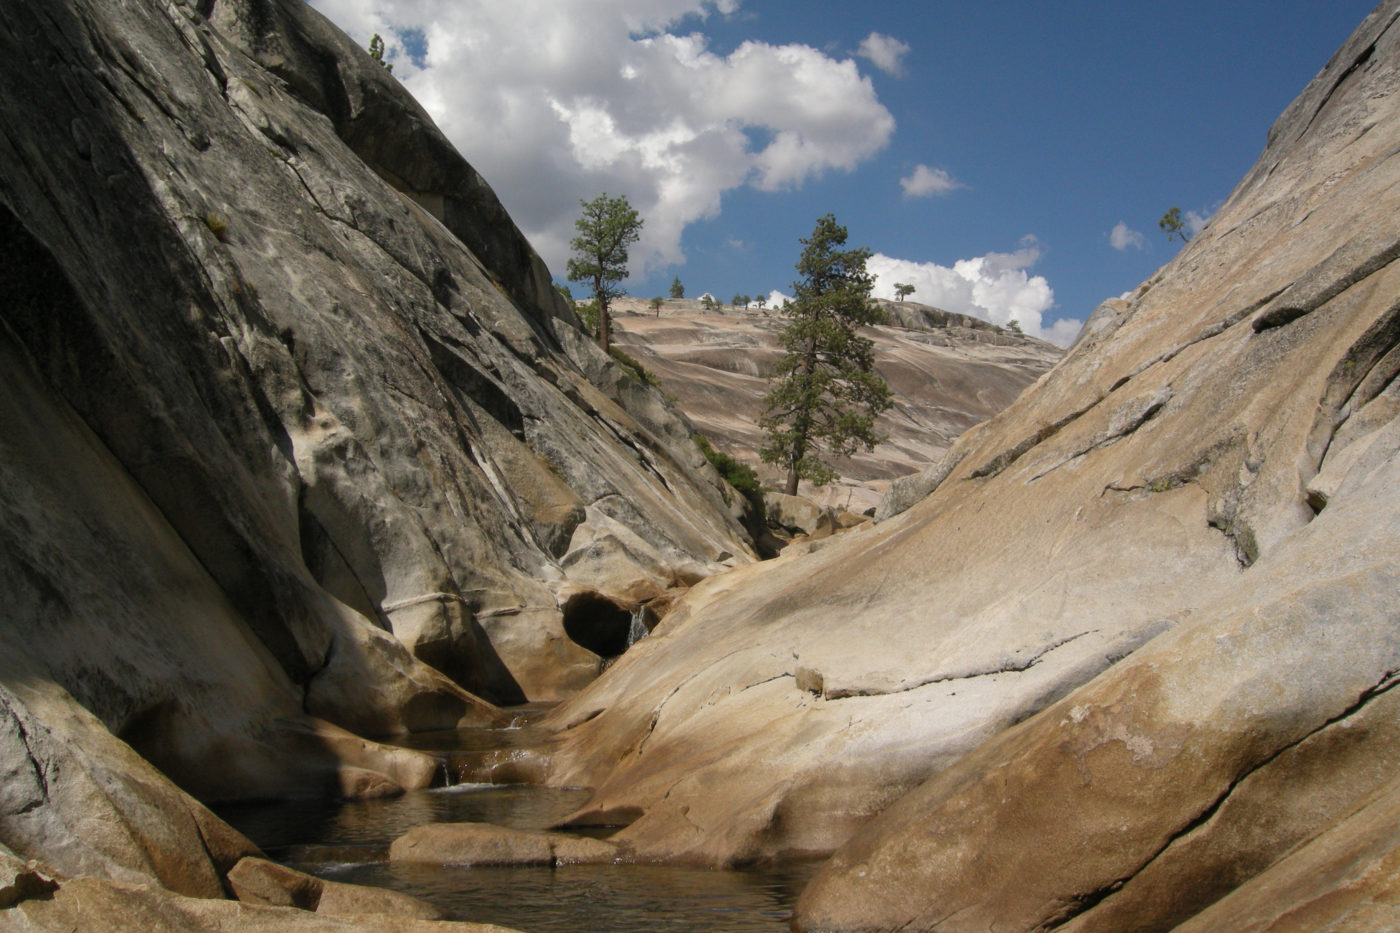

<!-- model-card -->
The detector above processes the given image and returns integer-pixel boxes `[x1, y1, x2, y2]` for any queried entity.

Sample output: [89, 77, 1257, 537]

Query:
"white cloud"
[308, 0, 894, 278]
[900, 164, 962, 198]
[868, 238, 1081, 346]
[1109, 221, 1146, 251]
[856, 32, 910, 77]
[1183, 208, 1211, 238]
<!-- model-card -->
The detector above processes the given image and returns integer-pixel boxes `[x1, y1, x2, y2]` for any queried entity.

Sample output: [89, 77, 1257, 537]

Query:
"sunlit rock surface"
[611, 298, 1061, 512]
[547, 10, 1400, 932]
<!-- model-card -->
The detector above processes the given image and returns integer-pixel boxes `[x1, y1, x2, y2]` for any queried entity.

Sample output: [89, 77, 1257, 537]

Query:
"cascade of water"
[625, 606, 650, 648]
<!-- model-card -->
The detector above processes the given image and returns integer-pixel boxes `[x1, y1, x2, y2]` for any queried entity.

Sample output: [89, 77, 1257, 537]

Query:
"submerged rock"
[389, 822, 620, 866]
[226, 856, 445, 919]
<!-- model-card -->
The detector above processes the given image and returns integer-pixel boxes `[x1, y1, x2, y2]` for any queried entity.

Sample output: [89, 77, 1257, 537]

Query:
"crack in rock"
[1044, 665, 1400, 929]
[1030, 388, 1172, 482]
[823, 631, 1099, 701]
[1253, 230, 1400, 332]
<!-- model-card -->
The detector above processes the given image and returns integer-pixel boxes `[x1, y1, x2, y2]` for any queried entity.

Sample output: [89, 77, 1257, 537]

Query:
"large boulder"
[545, 15, 1400, 933]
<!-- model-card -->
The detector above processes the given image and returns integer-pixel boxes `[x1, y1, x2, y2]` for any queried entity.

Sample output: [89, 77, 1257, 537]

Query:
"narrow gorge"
[3, 1, 1400, 931]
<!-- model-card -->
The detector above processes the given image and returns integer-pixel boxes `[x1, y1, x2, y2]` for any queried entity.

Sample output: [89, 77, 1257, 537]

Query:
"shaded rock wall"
[545, 12, 1400, 931]
[0, 0, 753, 905]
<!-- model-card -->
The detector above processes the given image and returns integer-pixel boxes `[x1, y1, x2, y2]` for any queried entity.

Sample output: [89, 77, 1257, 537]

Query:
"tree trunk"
[784, 460, 800, 496]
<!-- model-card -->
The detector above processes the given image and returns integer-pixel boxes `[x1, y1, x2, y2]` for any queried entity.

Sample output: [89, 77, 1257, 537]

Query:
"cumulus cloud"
[1183, 208, 1211, 238]
[856, 32, 910, 76]
[1109, 221, 1146, 251]
[868, 238, 1081, 346]
[307, 0, 894, 277]
[900, 164, 962, 198]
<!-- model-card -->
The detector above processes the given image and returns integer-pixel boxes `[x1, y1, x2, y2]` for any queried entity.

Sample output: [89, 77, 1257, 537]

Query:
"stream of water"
[216, 712, 816, 932]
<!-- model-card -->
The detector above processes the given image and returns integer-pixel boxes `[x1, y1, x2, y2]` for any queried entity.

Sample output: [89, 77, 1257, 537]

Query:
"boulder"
[0, 681, 258, 899]
[389, 822, 620, 866]
[763, 493, 836, 538]
[227, 856, 445, 920]
[11, 874, 521, 932]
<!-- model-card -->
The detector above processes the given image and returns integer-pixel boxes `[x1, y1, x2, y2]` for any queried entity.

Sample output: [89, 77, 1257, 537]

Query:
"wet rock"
[389, 822, 620, 866]
[228, 856, 446, 920]
[12, 873, 521, 932]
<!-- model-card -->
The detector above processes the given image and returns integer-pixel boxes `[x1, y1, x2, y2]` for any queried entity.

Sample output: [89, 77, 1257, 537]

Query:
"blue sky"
[308, 0, 1378, 344]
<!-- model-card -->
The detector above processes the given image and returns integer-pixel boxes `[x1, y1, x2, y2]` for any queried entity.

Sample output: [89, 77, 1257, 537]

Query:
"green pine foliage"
[760, 214, 892, 494]
[368, 34, 393, 73]
[694, 434, 766, 527]
[608, 346, 655, 387]
[567, 194, 643, 353]
[1160, 206, 1191, 243]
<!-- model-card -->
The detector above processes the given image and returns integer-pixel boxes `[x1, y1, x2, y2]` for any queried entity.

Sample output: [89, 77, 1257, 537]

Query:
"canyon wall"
[546, 7, 1400, 930]
[0, 0, 748, 917]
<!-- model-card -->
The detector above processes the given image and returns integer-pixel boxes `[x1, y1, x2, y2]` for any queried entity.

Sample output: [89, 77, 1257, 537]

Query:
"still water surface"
[216, 720, 817, 932]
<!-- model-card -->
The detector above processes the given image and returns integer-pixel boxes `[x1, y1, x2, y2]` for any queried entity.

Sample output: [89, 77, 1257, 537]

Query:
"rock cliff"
[544, 5, 1400, 929]
[0, 0, 747, 923]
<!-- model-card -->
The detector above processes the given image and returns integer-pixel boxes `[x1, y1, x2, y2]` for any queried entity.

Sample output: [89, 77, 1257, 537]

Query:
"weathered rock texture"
[0, 0, 748, 925]
[545, 8, 1400, 931]
[610, 298, 1061, 512]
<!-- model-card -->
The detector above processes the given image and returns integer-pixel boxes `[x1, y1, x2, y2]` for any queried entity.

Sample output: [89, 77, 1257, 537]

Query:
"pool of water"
[317, 859, 817, 932]
[215, 717, 819, 932]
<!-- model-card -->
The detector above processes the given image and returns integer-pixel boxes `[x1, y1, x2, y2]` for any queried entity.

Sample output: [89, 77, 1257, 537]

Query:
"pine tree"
[368, 34, 392, 73]
[760, 215, 892, 495]
[567, 194, 642, 353]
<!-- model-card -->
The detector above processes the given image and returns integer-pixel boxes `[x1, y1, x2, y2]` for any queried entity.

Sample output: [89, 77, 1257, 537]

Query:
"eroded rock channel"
[5, 0, 1400, 931]
[215, 710, 817, 931]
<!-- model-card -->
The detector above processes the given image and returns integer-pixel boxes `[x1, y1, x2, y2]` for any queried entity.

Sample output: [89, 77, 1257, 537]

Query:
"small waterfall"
[625, 605, 650, 649]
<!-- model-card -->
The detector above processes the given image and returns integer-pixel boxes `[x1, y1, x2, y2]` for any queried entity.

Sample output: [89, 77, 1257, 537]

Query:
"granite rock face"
[546, 10, 1400, 930]
[0, 0, 749, 923]
[610, 298, 1061, 512]
[0, 0, 748, 780]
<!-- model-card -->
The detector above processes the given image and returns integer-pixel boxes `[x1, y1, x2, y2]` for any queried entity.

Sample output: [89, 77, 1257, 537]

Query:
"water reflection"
[214, 711, 818, 932]
[218, 783, 594, 854]
[320, 860, 819, 932]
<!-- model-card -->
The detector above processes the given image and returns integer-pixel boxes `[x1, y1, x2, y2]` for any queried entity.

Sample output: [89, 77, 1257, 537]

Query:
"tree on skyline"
[567, 193, 642, 353]
[669, 276, 685, 299]
[368, 34, 392, 73]
[894, 282, 915, 302]
[1159, 206, 1192, 244]
[760, 215, 892, 495]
